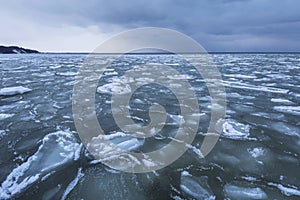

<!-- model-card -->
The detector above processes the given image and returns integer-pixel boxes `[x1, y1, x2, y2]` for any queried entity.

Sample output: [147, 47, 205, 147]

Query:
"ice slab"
[0, 131, 81, 199]
[224, 184, 267, 199]
[180, 171, 215, 200]
[0, 86, 32, 96]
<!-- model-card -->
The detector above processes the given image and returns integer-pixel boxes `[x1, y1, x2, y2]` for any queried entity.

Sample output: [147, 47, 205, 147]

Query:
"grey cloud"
[1, 0, 300, 51]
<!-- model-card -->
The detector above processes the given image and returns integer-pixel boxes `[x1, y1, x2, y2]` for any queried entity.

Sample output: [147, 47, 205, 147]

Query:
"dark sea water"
[0, 53, 299, 199]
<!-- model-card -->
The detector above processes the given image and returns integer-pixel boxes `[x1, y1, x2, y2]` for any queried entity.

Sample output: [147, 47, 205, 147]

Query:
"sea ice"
[221, 119, 251, 140]
[87, 132, 147, 171]
[247, 147, 265, 158]
[0, 113, 14, 120]
[270, 98, 293, 104]
[273, 106, 300, 116]
[97, 81, 131, 94]
[0, 131, 81, 199]
[0, 86, 32, 96]
[0, 130, 6, 137]
[56, 71, 78, 76]
[224, 184, 267, 199]
[268, 182, 300, 197]
[180, 171, 215, 200]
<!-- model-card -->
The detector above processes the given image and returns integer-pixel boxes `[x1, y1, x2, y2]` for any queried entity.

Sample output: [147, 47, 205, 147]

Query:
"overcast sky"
[1, 0, 300, 52]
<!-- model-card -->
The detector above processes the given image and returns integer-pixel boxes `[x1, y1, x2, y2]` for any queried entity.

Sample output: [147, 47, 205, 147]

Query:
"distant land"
[1, 45, 299, 54]
[0, 45, 39, 54]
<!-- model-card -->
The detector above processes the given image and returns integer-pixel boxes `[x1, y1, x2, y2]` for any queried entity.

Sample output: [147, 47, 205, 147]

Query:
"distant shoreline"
[29, 52, 300, 54]
[0, 45, 39, 54]
[1, 44, 299, 55]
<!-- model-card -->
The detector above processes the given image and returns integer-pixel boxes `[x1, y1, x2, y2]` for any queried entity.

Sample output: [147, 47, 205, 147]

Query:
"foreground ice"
[180, 171, 215, 200]
[0, 131, 81, 199]
[224, 183, 267, 199]
[0, 86, 32, 96]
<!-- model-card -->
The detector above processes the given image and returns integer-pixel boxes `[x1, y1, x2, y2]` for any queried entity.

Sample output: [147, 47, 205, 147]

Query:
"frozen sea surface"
[0, 53, 300, 199]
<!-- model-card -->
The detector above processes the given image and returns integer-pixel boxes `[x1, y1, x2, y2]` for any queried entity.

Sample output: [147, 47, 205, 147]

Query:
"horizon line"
[39, 51, 300, 54]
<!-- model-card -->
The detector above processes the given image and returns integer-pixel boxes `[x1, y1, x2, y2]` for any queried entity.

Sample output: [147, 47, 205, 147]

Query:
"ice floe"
[224, 74, 257, 79]
[221, 119, 252, 140]
[0, 86, 32, 96]
[273, 106, 300, 116]
[87, 132, 148, 171]
[56, 72, 78, 76]
[97, 78, 132, 94]
[0, 131, 81, 199]
[180, 171, 215, 200]
[0, 113, 14, 120]
[224, 184, 267, 199]
[268, 182, 300, 197]
[270, 98, 293, 104]
[0, 130, 6, 137]
[247, 147, 265, 158]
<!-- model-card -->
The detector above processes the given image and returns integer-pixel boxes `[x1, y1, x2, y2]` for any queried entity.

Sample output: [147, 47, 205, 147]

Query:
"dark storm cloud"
[1, 0, 300, 51]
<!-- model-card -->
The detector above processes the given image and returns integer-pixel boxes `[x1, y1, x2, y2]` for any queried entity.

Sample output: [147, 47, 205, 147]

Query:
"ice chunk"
[247, 147, 265, 158]
[0, 113, 14, 120]
[222, 119, 252, 140]
[0, 130, 5, 137]
[224, 184, 267, 199]
[87, 132, 147, 171]
[97, 83, 131, 94]
[93, 132, 144, 151]
[0, 131, 81, 199]
[0, 86, 32, 96]
[268, 182, 300, 197]
[180, 171, 215, 200]
[241, 176, 257, 182]
[97, 76, 132, 94]
[270, 98, 293, 104]
[56, 72, 78, 76]
[274, 106, 300, 116]
[186, 144, 204, 158]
